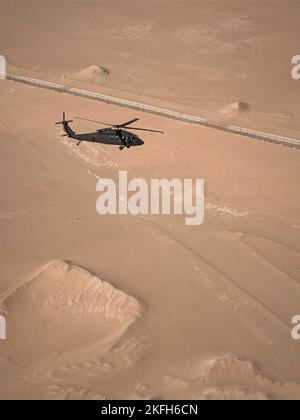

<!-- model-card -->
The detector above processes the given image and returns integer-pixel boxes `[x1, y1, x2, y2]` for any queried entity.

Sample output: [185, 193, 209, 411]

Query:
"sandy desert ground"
[0, 0, 300, 400]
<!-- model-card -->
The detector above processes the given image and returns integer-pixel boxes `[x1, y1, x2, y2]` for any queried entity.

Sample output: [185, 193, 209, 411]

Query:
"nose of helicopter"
[132, 137, 144, 147]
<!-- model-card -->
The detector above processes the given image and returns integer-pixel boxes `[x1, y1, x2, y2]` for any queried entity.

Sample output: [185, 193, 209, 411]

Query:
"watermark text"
[291, 315, 300, 340]
[0, 54, 6, 79]
[0, 315, 6, 340]
[96, 171, 205, 226]
[292, 55, 300, 80]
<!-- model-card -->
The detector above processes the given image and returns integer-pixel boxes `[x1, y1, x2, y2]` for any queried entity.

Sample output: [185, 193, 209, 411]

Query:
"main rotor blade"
[75, 117, 115, 127]
[75, 117, 140, 129]
[117, 118, 139, 128]
[125, 127, 164, 134]
[75, 117, 163, 134]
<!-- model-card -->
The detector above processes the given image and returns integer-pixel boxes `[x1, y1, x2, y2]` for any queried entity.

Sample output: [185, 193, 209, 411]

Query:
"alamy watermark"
[96, 171, 205, 226]
[0, 54, 6, 79]
[291, 315, 300, 341]
[291, 55, 300, 80]
[0, 314, 6, 340]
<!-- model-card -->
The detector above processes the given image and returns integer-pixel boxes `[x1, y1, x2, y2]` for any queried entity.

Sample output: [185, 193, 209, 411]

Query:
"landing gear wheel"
[119, 146, 125, 151]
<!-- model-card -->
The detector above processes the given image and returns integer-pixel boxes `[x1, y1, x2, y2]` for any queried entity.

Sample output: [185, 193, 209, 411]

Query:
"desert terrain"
[0, 0, 299, 400]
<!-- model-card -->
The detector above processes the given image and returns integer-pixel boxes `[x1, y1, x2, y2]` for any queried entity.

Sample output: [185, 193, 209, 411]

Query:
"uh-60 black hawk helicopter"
[55, 113, 164, 150]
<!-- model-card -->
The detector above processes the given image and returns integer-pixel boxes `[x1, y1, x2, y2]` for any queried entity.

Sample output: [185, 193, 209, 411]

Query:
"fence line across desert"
[6, 72, 300, 150]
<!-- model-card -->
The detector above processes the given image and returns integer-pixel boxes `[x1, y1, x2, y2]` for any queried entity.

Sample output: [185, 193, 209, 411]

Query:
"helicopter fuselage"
[68, 127, 144, 148]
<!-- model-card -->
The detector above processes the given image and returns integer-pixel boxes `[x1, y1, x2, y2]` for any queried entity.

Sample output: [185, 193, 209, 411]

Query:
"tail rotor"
[55, 112, 73, 126]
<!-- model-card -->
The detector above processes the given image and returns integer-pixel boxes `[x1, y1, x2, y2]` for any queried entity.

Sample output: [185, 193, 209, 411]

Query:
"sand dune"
[147, 354, 300, 400]
[65, 65, 110, 85]
[220, 101, 250, 115]
[0, 260, 142, 399]
[0, 261, 141, 373]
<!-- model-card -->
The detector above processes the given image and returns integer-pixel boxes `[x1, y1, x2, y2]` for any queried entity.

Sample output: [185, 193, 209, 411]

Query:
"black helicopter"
[55, 113, 164, 150]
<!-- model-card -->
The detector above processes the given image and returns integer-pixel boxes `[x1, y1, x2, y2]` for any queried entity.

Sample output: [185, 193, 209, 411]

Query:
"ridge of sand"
[0, 261, 142, 368]
[65, 65, 110, 85]
[220, 101, 250, 115]
[130, 354, 300, 401]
